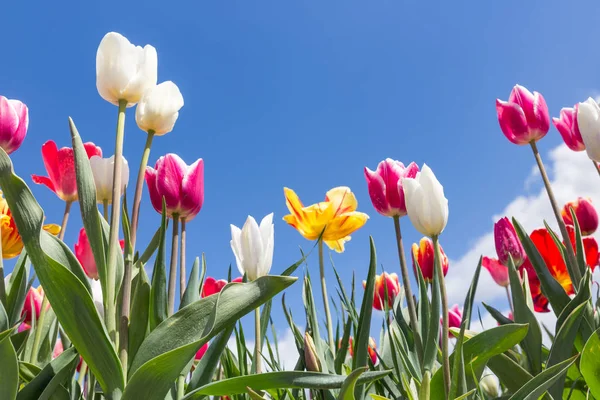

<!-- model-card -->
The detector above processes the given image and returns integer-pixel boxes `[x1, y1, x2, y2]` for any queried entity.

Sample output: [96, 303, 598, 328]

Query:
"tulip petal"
[578, 98, 600, 162]
[156, 154, 187, 213]
[180, 158, 204, 221]
[31, 175, 56, 194]
[324, 236, 351, 253]
[230, 224, 244, 277]
[324, 211, 369, 241]
[144, 167, 163, 214]
[364, 167, 389, 216]
[325, 186, 357, 215]
[240, 216, 263, 281]
[496, 100, 529, 144]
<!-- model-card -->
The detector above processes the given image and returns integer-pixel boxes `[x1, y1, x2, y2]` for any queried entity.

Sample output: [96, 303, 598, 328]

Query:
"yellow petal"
[43, 223, 61, 236]
[283, 187, 335, 241]
[325, 236, 351, 253]
[323, 211, 369, 241]
[325, 187, 357, 216]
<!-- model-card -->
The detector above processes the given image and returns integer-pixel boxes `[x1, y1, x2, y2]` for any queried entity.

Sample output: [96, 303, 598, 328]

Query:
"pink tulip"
[364, 159, 419, 217]
[0, 96, 28, 154]
[553, 105, 585, 151]
[75, 228, 125, 280]
[447, 304, 462, 334]
[494, 217, 525, 268]
[482, 256, 509, 287]
[496, 85, 550, 145]
[32, 140, 103, 202]
[562, 197, 599, 236]
[145, 154, 204, 221]
[195, 343, 208, 360]
[21, 286, 45, 325]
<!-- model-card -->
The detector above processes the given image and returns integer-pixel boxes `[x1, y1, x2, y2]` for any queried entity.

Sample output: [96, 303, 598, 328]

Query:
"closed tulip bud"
[362, 272, 401, 311]
[444, 304, 462, 337]
[90, 155, 129, 204]
[480, 372, 500, 398]
[494, 217, 525, 267]
[496, 84, 550, 145]
[0, 96, 28, 154]
[562, 198, 599, 236]
[482, 257, 509, 287]
[21, 286, 45, 325]
[304, 333, 321, 372]
[402, 164, 448, 237]
[553, 105, 585, 151]
[411, 237, 449, 282]
[96, 32, 157, 106]
[230, 213, 274, 281]
[578, 97, 600, 162]
[136, 81, 184, 135]
[364, 159, 419, 217]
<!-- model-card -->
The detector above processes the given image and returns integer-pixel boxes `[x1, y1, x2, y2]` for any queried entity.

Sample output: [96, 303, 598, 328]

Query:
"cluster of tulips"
[2, 31, 600, 400]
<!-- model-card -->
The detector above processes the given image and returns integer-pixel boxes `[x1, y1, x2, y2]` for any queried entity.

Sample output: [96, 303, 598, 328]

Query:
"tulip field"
[3, 30, 600, 400]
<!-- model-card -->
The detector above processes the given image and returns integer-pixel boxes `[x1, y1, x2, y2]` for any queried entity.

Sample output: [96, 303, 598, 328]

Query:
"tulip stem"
[30, 296, 49, 365]
[130, 130, 155, 250]
[433, 235, 450, 398]
[167, 215, 180, 315]
[106, 99, 128, 346]
[392, 216, 424, 367]
[103, 199, 109, 221]
[176, 375, 185, 399]
[59, 201, 72, 241]
[505, 286, 514, 314]
[180, 218, 186, 300]
[318, 239, 335, 354]
[530, 141, 582, 286]
[254, 307, 262, 374]
[0, 230, 6, 307]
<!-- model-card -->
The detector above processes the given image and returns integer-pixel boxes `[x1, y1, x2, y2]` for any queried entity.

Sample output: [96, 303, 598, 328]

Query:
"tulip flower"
[75, 228, 124, 280]
[553, 105, 585, 151]
[90, 155, 130, 204]
[0, 96, 28, 154]
[402, 165, 448, 237]
[21, 286, 46, 326]
[200, 276, 243, 298]
[480, 372, 500, 398]
[135, 81, 184, 135]
[494, 217, 526, 267]
[444, 304, 462, 337]
[578, 97, 600, 162]
[96, 32, 157, 107]
[562, 197, 598, 236]
[230, 213, 274, 282]
[482, 257, 509, 287]
[90, 278, 105, 319]
[195, 343, 208, 361]
[411, 237, 449, 282]
[362, 272, 401, 311]
[145, 154, 204, 221]
[495, 84, 550, 145]
[304, 333, 322, 372]
[283, 187, 369, 252]
[364, 159, 419, 217]
[345, 337, 377, 365]
[32, 140, 103, 202]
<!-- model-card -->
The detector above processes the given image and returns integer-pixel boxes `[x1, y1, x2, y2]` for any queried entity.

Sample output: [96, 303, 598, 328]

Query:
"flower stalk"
[433, 235, 450, 397]
[168, 215, 180, 315]
[130, 130, 155, 249]
[318, 239, 335, 354]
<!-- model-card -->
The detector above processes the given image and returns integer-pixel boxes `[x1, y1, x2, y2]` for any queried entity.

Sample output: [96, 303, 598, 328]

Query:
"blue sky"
[3, 1, 600, 353]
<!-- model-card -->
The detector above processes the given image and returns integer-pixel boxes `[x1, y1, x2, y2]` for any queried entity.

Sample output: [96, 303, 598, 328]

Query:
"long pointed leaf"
[507, 355, 578, 400]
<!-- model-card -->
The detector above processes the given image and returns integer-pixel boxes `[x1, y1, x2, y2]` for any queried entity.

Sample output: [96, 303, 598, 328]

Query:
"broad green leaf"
[0, 336, 18, 400]
[487, 353, 532, 393]
[183, 370, 391, 398]
[18, 362, 41, 383]
[180, 257, 200, 309]
[508, 355, 578, 400]
[149, 201, 168, 331]
[128, 265, 151, 369]
[123, 275, 297, 400]
[6, 252, 29, 326]
[569, 207, 587, 281]
[135, 227, 161, 267]
[339, 367, 368, 400]
[0, 148, 123, 396]
[580, 328, 600, 398]
[187, 326, 234, 392]
[17, 347, 79, 400]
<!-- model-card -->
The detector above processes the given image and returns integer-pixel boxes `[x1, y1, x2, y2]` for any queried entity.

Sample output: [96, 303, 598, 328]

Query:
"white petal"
[241, 216, 262, 281]
[135, 81, 184, 135]
[230, 224, 245, 277]
[258, 213, 274, 277]
[578, 98, 600, 162]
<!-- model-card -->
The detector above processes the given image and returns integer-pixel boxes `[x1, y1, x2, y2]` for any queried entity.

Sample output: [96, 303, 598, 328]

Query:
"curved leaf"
[508, 355, 578, 400]
[581, 328, 600, 398]
[17, 347, 78, 400]
[0, 336, 18, 400]
[339, 367, 368, 400]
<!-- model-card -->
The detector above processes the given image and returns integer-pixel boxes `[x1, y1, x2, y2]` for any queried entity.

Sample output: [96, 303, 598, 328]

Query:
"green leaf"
[580, 328, 600, 398]
[18, 362, 41, 383]
[183, 370, 391, 398]
[187, 326, 234, 392]
[128, 265, 151, 369]
[149, 201, 168, 331]
[0, 335, 18, 400]
[123, 275, 297, 400]
[0, 148, 123, 397]
[335, 315, 352, 374]
[17, 347, 79, 400]
[180, 257, 200, 310]
[135, 227, 161, 267]
[487, 353, 532, 393]
[569, 207, 587, 280]
[507, 355, 578, 400]
[338, 367, 368, 400]
[6, 252, 29, 326]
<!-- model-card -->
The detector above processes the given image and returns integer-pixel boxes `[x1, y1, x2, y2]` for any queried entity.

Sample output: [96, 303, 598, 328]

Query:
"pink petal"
[364, 166, 390, 216]
[496, 100, 529, 144]
[144, 166, 163, 214]
[31, 174, 56, 194]
[0, 97, 18, 143]
[180, 158, 204, 221]
[83, 142, 103, 158]
[156, 154, 187, 213]
[55, 146, 78, 200]
[482, 256, 509, 287]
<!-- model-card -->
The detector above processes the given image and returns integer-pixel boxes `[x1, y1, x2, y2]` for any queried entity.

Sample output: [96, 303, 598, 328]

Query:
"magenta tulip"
[494, 217, 526, 267]
[0, 96, 28, 155]
[75, 227, 125, 280]
[496, 85, 550, 145]
[441, 304, 462, 338]
[482, 256, 509, 287]
[145, 154, 204, 221]
[553, 105, 585, 151]
[364, 159, 419, 217]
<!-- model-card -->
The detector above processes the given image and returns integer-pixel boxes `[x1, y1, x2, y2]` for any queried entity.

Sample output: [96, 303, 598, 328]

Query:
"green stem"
[254, 307, 262, 374]
[0, 228, 6, 307]
[130, 131, 155, 250]
[30, 296, 49, 364]
[105, 99, 128, 346]
[167, 215, 180, 315]
[433, 235, 450, 398]
[318, 240, 335, 354]
[530, 141, 581, 286]
[393, 216, 424, 367]
[58, 201, 72, 241]
[176, 375, 185, 399]
[103, 199, 109, 221]
[180, 218, 186, 300]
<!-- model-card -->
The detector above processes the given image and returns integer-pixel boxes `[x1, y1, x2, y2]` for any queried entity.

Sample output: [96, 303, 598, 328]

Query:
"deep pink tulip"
[195, 343, 208, 360]
[75, 228, 124, 280]
[496, 85, 550, 145]
[494, 217, 526, 268]
[0, 96, 28, 154]
[442, 304, 463, 338]
[562, 197, 599, 236]
[364, 159, 419, 217]
[21, 286, 45, 325]
[32, 140, 103, 202]
[145, 154, 204, 221]
[482, 256, 509, 287]
[553, 105, 585, 151]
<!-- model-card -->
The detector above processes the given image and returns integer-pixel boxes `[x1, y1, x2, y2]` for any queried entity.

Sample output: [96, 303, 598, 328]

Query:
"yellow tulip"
[283, 186, 369, 252]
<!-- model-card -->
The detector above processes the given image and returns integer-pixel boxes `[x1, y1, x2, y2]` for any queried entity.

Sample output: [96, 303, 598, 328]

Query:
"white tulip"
[230, 213, 274, 281]
[90, 155, 129, 204]
[577, 97, 600, 162]
[90, 279, 104, 319]
[402, 164, 448, 237]
[135, 81, 184, 135]
[480, 371, 500, 397]
[96, 32, 157, 107]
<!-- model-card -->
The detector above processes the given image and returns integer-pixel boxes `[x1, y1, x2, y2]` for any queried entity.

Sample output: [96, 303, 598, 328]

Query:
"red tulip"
[195, 343, 208, 361]
[562, 197, 598, 236]
[0, 96, 28, 154]
[411, 237, 449, 282]
[482, 257, 509, 287]
[32, 140, 102, 202]
[74, 228, 124, 280]
[344, 337, 377, 365]
[364, 159, 419, 217]
[201, 276, 243, 298]
[362, 272, 400, 311]
[496, 85, 550, 145]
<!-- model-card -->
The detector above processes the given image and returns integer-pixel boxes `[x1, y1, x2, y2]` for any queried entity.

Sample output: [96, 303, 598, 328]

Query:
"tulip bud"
[195, 343, 209, 361]
[482, 257, 509, 287]
[578, 97, 600, 162]
[136, 81, 184, 135]
[402, 164, 448, 237]
[0, 96, 28, 154]
[443, 304, 462, 337]
[562, 197, 598, 236]
[362, 272, 401, 311]
[90, 155, 129, 204]
[21, 286, 44, 325]
[230, 213, 274, 281]
[304, 333, 321, 372]
[496, 84, 550, 145]
[494, 217, 525, 267]
[90, 279, 105, 319]
[96, 32, 157, 106]
[364, 159, 419, 217]
[480, 372, 500, 398]
[411, 237, 449, 282]
[553, 105, 585, 151]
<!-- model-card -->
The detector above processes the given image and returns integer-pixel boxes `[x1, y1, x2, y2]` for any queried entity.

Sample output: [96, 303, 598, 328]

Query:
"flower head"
[362, 272, 400, 311]
[402, 165, 448, 237]
[496, 84, 550, 145]
[201, 276, 243, 298]
[136, 81, 184, 135]
[494, 217, 526, 267]
[364, 159, 419, 217]
[230, 213, 274, 281]
[345, 337, 377, 365]
[482, 257, 509, 287]
[75, 228, 124, 280]
[447, 304, 463, 334]
[577, 97, 600, 162]
[0, 96, 28, 154]
[553, 105, 585, 151]
[90, 155, 129, 204]
[411, 237, 449, 282]
[562, 197, 598, 236]
[21, 286, 45, 326]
